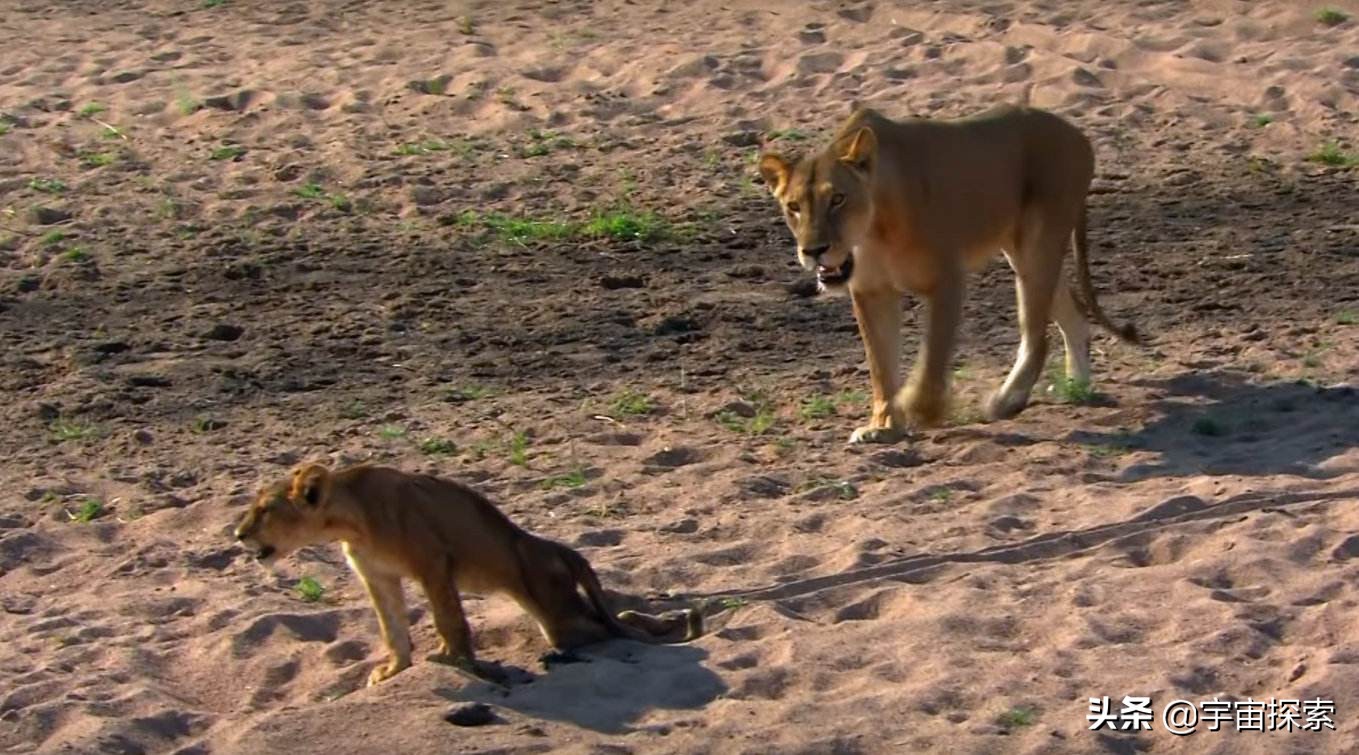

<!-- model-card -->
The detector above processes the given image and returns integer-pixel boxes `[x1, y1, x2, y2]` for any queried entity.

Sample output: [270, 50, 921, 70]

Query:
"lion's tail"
[563, 546, 702, 643]
[1070, 203, 1141, 345]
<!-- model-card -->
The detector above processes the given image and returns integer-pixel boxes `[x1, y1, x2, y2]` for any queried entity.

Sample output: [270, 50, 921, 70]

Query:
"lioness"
[760, 103, 1140, 444]
[234, 463, 701, 686]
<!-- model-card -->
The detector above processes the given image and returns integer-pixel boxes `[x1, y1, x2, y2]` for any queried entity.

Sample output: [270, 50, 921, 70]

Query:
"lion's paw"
[367, 659, 410, 686]
[848, 425, 906, 444]
[984, 390, 1029, 421]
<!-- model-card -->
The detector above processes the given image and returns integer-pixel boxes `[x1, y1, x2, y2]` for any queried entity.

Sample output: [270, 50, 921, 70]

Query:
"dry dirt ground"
[1, 1, 1358, 753]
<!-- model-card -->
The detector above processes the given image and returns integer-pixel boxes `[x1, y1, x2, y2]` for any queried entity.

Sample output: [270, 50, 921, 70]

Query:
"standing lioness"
[760, 103, 1139, 444]
[234, 463, 700, 686]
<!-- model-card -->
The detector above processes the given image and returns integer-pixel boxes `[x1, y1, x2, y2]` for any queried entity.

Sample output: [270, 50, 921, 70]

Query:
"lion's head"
[234, 464, 333, 564]
[759, 124, 877, 294]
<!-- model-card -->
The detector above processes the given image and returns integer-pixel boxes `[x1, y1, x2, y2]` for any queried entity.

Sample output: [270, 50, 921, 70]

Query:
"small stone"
[203, 324, 244, 341]
[27, 206, 72, 225]
[410, 186, 445, 206]
[128, 375, 172, 388]
[722, 130, 761, 147]
[93, 340, 131, 355]
[797, 52, 844, 74]
[600, 274, 646, 290]
[661, 518, 699, 534]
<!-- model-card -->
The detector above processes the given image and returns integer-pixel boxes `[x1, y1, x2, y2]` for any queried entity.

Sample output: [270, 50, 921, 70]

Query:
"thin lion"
[234, 463, 701, 686]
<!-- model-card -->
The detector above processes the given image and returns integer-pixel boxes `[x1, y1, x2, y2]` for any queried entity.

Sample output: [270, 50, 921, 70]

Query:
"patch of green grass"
[710, 596, 748, 611]
[1050, 375, 1095, 404]
[1191, 416, 1227, 437]
[408, 77, 452, 96]
[155, 198, 180, 220]
[519, 129, 577, 157]
[282, 181, 350, 211]
[457, 15, 475, 34]
[69, 498, 104, 523]
[586, 499, 625, 519]
[395, 139, 454, 156]
[295, 576, 326, 603]
[175, 86, 201, 116]
[0, 123, 10, 136]
[294, 182, 327, 199]
[836, 389, 869, 406]
[378, 424, 407, 440]
[1315, 7, 1350, 26]
[419, 437, 458, 456]
[98, 122, 128, 140]
[456, 208, 674, 245]
[191, 416, 224, 433]
[203, 0, 226, 7]
[798, 477, 858, 500]
[327, 193, 352, 212]
[78, 102, 107, 118]
[507, 432, 530, 466]
[583, 209, 670, 243]
[1250, 113, 1274, 128]
[609, 389, 654, 416]
[1087, 443, 1132, 459]
[210, 144, 245, 161]
[445, 384, 494, 402]
[338, 400, 367, 419]
[541, 468, 588, 490]
[41, 230, 66, 246]
[1307, 141, 1358, 168]
[766, 128, 811, 142]
[996, 706, 1038, 730]
[463, 438, 497, 461]
[62, 247, 90, 264]
[478, 212, 578, 243]
[715, 406, 777, 436]
[29, 177, 67, 194]
[81, 151, 116, 168]
[1337, 310, 1357, 325]
[928, 487, 953, 503]
[495, 86, 517, 105]
[798, 395, 838, 422]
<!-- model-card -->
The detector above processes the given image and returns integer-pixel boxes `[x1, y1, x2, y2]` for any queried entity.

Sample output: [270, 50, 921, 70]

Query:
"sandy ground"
[2, 0, 1359, 753]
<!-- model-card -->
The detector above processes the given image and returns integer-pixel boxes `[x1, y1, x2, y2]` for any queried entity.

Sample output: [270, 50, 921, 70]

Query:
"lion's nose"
[803, 245, 830, 260]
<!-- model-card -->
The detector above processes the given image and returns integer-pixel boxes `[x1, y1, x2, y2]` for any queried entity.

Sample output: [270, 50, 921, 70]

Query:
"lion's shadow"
[436, 640, 723, 734]
[1068, 371, 1358, 482]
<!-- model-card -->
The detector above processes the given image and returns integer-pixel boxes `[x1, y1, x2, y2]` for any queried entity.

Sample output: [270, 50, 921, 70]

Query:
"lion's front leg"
[901, 272, 964, 428]
[848, 289, 906, 444]
[343, 545, 412, 686]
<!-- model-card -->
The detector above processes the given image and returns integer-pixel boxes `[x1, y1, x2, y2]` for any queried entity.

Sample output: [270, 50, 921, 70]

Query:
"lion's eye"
[786, 202, 800, 214]
[830, 193, 845, 207]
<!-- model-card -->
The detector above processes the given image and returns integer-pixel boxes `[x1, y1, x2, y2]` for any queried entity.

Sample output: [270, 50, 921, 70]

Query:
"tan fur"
[760, 103, 1140, 443]
[234, 463, 701, 686]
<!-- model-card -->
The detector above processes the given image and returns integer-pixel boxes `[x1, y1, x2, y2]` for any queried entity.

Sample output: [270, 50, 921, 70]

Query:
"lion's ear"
[837, 127, 876, 173]
[290, 464, 331, 507]
[758, 153, 792, 196]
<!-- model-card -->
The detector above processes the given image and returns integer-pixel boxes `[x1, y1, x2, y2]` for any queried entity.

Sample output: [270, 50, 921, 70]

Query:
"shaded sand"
[2, 0, 1358, 753]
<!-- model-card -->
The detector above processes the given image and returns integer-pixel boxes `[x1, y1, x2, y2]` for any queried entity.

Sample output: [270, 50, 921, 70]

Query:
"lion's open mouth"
[816, 256, 854, 287]
[255, 545, 276, 561]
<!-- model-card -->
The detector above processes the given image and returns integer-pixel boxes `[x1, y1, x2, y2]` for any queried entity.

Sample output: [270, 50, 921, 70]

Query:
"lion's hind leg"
[1051, 278, 1092, 385]
[987, 217, 1069, 420]
[513, 539, 613, 651]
